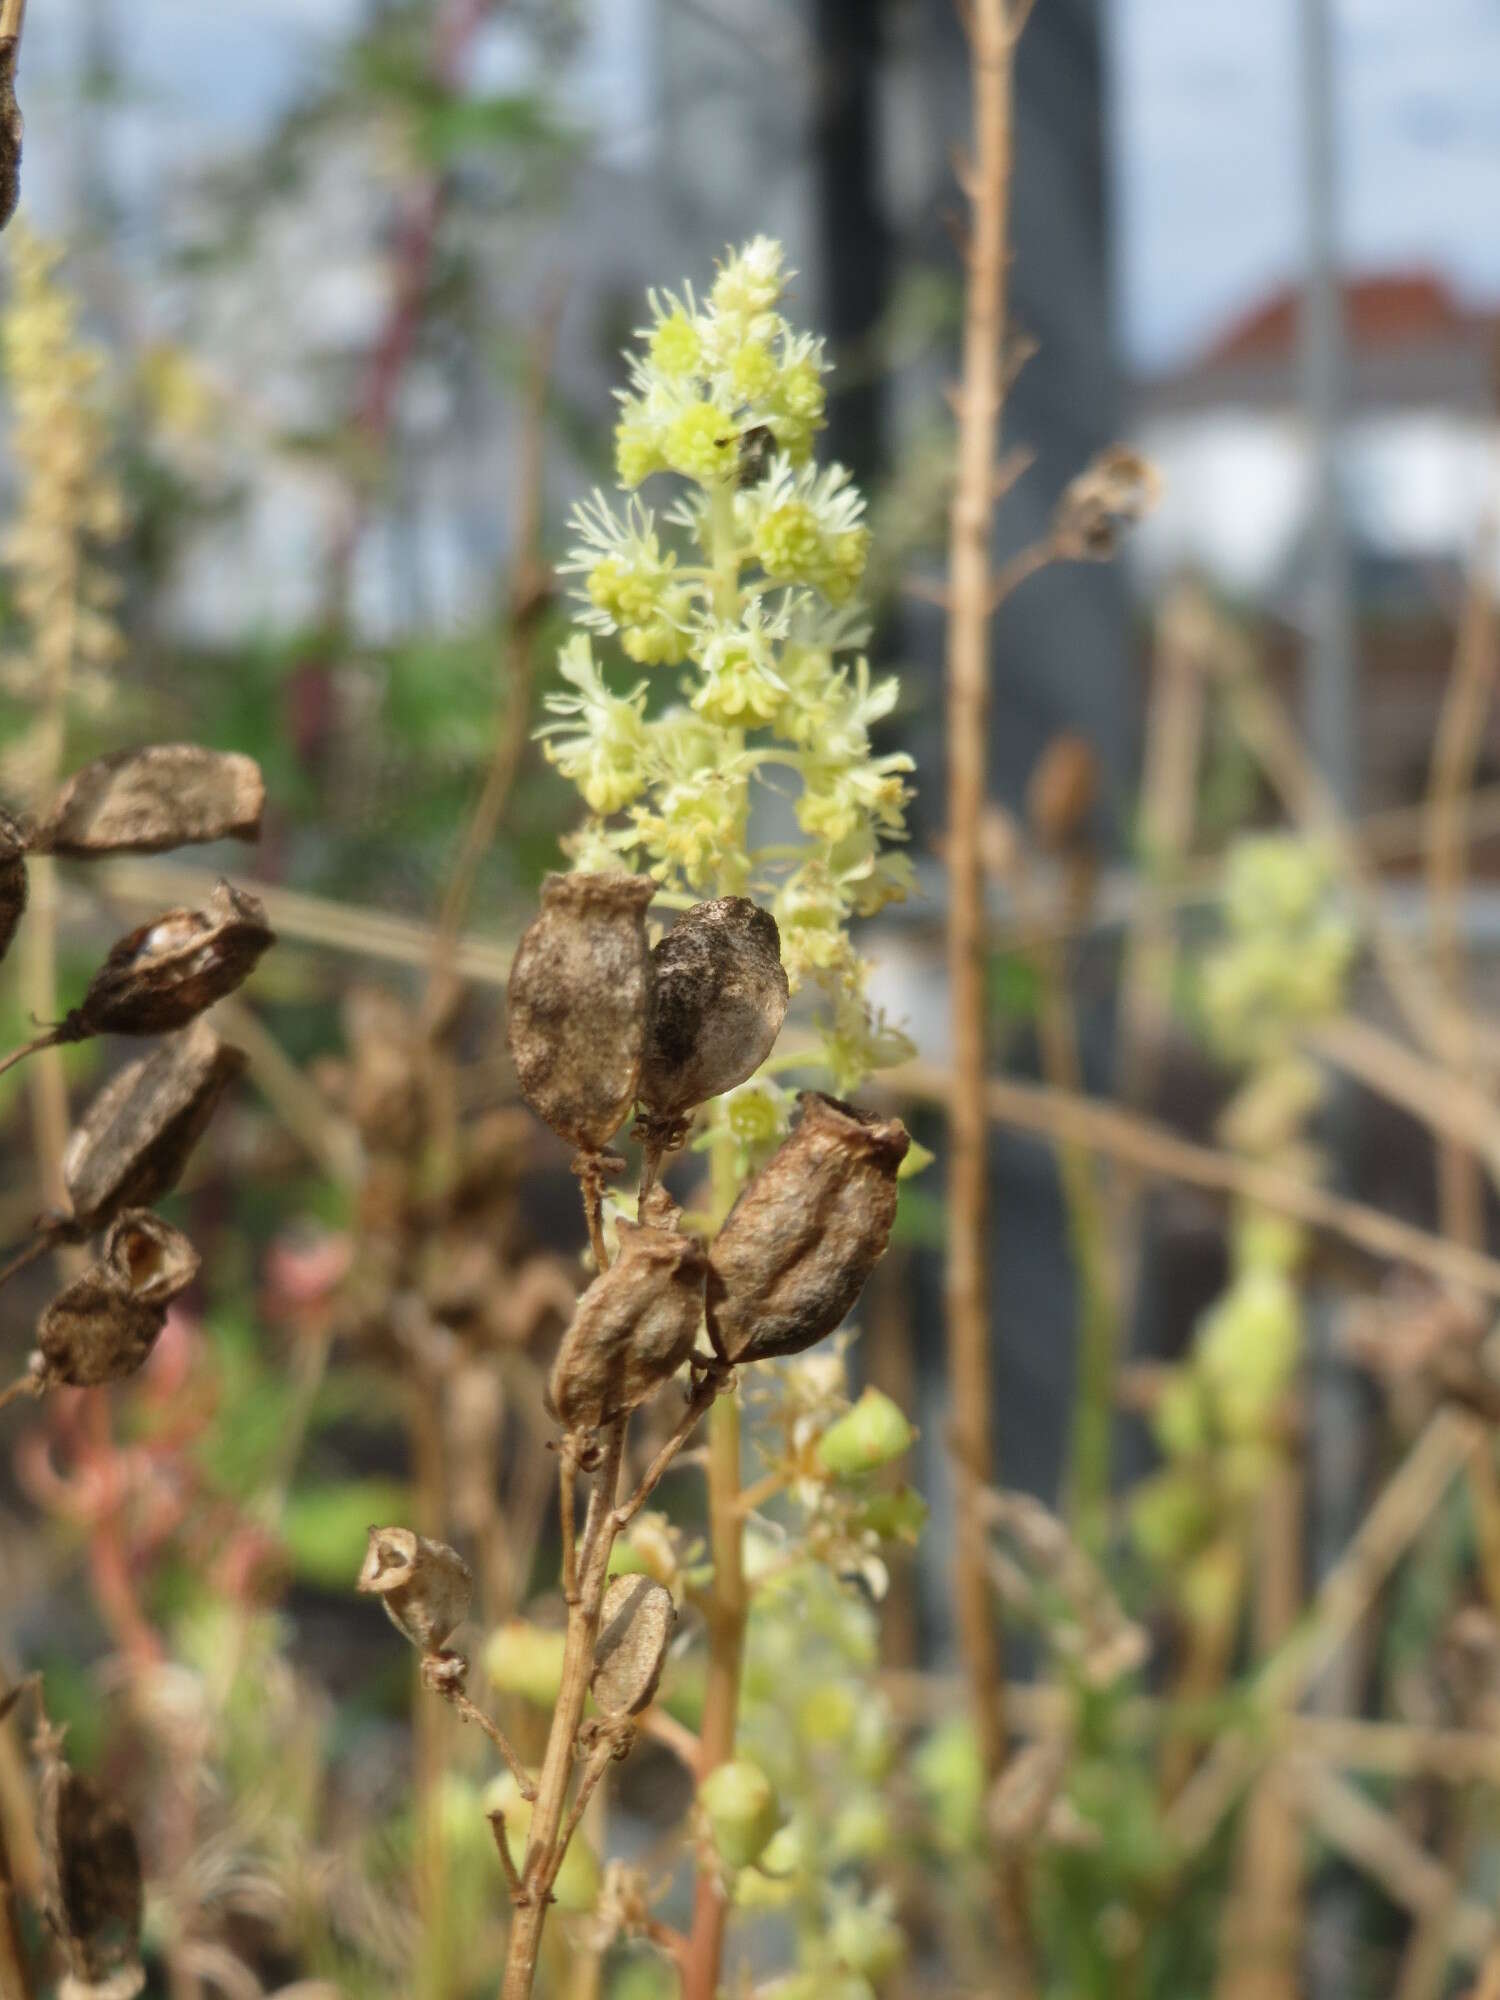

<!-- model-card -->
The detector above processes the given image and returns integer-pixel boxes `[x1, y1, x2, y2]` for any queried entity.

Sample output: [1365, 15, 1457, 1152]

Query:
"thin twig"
[487, 1810, 525, 1904]
[1426, 528, 1497, 1245]
[436, 1683, 535, 1801]
[942, 0, 1035, 1982]
[613, 1376, 721, 1530]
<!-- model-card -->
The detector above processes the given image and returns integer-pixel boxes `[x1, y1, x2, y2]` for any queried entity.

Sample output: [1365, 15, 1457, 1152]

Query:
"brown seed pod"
[707, 1092, 909, 1365]
[62, 1019, 246, 1235]
[357, 1526, 473, 1654]
[638, 897, 788, 1123]
[38, 1737, 145, 1986]
[1051, 446, 1162, 562]
[36, 1212, 200, 1389]
[547, 1218, 708, 1433]
[0, 809, 25, 966]
[33, 745, 265, 857]
[591, 1574, 675, 1718]
[76, 879, 274, 1036]
[1026, 735, 1098, 853]
[506, 871, 655, 1153]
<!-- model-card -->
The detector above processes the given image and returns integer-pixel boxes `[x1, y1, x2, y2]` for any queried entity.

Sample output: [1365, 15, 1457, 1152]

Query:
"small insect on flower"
[357, 1527, 473, 1655]
[547, 1214, 708, 1434]
[638, 896, 789, 1128]
[506, 870, 656, 1154]
[708, 1092, 909, 1364]
[0, 808, 26, 965]
[76, 879, 274, 1036]
[32, 744, 265, 856]
[62, 1018, 247, 1236]
[38, 1725, 145, 1992]
[34, 1211, 199, 1390]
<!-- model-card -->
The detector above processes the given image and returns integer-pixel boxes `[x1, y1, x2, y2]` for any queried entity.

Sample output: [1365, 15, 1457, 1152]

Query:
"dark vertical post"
[811, 0, 889, 489]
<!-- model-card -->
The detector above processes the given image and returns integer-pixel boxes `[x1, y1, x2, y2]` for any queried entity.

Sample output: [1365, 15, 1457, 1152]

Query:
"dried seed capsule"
[708, 1092, 909, 1365]
[506, 871, 655, 1153]
[357, 1526, 472, 1654]
[547, 1218, 707, 1434]
[33, 745, 265, 857]
[638, 897, 788, 1123]
[39, 1740, 144, 1987]
[36, 1212, 199, 1389]
[62, 1019, 246, 1234]
[591, 1574, 675, 1718]
[76, 879, 274, 1036]
[0, 810, 25, 966]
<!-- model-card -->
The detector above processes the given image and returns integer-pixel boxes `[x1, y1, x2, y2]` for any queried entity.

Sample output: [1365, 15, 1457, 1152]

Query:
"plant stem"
[683, 1140, 748, 2000]
[501, 1423, 625, 2000]
[943, 0, 1034, 1979]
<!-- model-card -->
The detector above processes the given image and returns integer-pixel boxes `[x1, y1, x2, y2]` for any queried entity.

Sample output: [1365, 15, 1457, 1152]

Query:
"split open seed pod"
[357, 1526, 472, 1654]
[33, 745, 265, 857]
[547, 1218, 707, 1434]
[0, 809, 26, 965]
[77, 879, 274, 1036]
[638, 897, 788, 1124]
[707, 1092, 909, 1365]
[36, 1211, 200, 1389]
[62, 1020, 246, 1235]
[506, 871, 655, 1153]
[591, 1574, 675, 1717]
[39, 1737, 144, 1988]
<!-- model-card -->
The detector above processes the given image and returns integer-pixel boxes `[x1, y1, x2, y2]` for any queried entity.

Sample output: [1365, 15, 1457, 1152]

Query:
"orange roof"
[1200, 271, 1489, 368]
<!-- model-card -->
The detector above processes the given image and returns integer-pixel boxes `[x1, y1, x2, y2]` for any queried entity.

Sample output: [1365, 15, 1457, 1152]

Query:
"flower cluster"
[1133, 834, 1357, 1635]
[544, 238, 913, 1088]
[1, 222, 126, 793]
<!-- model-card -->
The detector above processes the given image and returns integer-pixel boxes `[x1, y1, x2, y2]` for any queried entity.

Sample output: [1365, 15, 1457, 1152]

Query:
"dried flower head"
[507, 871, 655, 1153]
[591, 1574, 676, 1717]
[76, 879, 273, 1036]
[38, 1729, 145, 1988]
[707, 1091, 908, 1364]
[1052, 446, 1162, 561]
[341, 985, 424, 1152]
[1026, 734, 1099, 852]
[638, 896, 789, 1124]
[33, 744, 265, 856]
[62, 1019, 246, 1234]
[35, 1211, 199, 1389]
[547, 1217, 708, 1433]
[0, 807, 25, 963]
[357, 1526, 473, 1654]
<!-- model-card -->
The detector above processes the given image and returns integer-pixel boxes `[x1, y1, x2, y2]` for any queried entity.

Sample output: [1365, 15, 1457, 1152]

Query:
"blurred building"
[1133, 269, 1500, 815]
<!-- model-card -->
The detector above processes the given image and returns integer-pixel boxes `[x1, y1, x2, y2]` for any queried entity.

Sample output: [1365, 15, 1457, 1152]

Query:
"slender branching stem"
[943, 0, 1037, 1985]
[613, 1373, 721, 1531]
[435, 1683, 535, 1802]
[0, 1032, 58, 1083]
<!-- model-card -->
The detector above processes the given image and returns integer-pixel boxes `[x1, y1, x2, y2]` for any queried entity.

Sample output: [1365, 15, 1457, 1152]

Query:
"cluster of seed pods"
[505, 870, 910, 1440]
[0, 746, 272, 1405]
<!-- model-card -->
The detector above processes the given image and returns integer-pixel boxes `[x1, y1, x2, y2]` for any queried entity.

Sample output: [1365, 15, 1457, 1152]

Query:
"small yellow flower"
[663, 400, 737, 484]
[729, 340, 777, 403]
[753, 498, 824, 580]
[615, 403, 664, 489]
[650, 309, 703, 380]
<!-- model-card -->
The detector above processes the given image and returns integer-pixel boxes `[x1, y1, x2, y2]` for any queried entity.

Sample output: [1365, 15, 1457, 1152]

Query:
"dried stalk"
[942, 0, 1036, 1977]
[501, 1421, 626, 2000]
[954, 1068, 1500, 1300]
[1167, 1410, 1472, 1856]
[1425, 534, 1497, 1245]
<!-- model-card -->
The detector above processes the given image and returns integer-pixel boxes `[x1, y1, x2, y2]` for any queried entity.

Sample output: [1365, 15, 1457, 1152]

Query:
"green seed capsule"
[816, 1388, 915, 1479]
[698, 1758, 780, 1869]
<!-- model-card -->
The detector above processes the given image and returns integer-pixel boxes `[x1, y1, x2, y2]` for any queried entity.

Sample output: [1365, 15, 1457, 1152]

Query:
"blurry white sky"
[14, 0, 1500, 375]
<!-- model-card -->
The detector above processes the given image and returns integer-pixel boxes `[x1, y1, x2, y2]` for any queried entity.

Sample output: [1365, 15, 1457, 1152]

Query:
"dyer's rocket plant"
[357, 240, 924, 1999]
